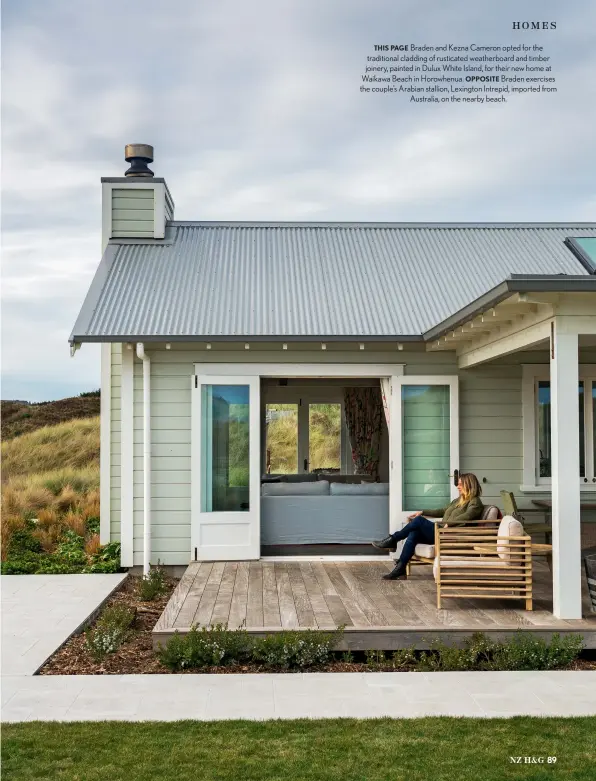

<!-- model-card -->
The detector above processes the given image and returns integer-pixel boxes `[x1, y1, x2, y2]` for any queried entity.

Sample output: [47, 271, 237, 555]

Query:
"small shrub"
[85, 604, 135, 662]
[55, 529, 86, 565]
[1, 551, 42, 574]
[156, 624, 252, 671]
[36, 508, 59, 528]
[33, 526, 62, 553]
[136, 566, 168, 601]
[35, 559, 79, 574]
[85, 516, 100, 535]
[0, 514, 26, 559]
[156, 633, 187, 671]
[2, 487, 24, 517]
[341, 651, 354, 664]
[252, 628, 340, 670]
[84, 534, 101, 557]
[365, 649, 389, 670]
[417, 641, 471, 672]
[391, 647, 417, 670]
[487, 632, 584, 671]
[82, 541, 121, 573]
[55, 488, 80, 514]
[7, 528, 43, 556]
[23, 486, 55, 511]
[95, 541, 121, 560]
[82, 558, 119, 573]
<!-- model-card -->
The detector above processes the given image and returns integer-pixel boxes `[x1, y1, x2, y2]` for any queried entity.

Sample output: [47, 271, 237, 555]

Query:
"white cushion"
[497, 515, 525, 561]
[330, 482, 389, 496]
[414, 543, 435, 559]
[261, 480, 330, 496]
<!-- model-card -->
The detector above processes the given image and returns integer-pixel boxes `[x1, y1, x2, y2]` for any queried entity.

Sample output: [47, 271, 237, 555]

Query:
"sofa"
[260, 480, 389, 546]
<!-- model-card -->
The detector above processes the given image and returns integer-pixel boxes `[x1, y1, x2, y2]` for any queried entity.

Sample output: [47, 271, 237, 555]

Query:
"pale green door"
[390, 376, 459, 533]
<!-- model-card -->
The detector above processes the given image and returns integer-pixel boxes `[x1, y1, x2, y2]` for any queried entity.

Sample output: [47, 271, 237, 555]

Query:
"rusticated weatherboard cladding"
[111, 188, 155, 238]
[112, 344, 596, 567]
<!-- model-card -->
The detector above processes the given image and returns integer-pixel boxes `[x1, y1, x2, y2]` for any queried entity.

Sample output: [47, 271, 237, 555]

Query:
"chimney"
[101, 143, 174, 251]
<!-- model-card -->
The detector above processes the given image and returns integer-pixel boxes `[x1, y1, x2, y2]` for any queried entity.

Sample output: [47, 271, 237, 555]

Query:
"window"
[308, 404, 341, 472]
[565, 237, 596, 274]
[537, 381, 585, 478]
[265, 404, 298, 474]
[523, 366, 596, 489]
[264, 396, 347, 474]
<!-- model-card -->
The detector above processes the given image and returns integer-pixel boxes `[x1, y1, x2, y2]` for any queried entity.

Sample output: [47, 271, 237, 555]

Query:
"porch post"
[550, 318, 582, 619]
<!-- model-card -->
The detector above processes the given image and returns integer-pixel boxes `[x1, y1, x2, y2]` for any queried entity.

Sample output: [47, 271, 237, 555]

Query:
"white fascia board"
[457, 317, 552, 368]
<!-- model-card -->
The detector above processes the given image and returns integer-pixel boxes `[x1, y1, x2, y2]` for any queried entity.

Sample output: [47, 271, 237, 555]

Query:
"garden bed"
[39, 576, 596, 675]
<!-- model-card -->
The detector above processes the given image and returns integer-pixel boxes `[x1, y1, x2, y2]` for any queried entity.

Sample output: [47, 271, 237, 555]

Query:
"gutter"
[136, 343, 151, 576]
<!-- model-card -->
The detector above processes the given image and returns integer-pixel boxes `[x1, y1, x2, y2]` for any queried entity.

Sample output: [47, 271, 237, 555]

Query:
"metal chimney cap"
[125, 143, 154, 162]
[124, 144, 154, 177]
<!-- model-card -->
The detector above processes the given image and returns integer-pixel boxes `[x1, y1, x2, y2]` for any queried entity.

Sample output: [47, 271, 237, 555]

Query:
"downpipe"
[136, 343, 151, 576]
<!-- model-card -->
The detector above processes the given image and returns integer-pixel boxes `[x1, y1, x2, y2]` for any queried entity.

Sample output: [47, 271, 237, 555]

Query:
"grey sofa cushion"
[330, 482, 389, 496]
[261, 480, 330, 496]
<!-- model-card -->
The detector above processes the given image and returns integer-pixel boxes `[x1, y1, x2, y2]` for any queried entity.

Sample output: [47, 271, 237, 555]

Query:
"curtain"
[343, 386, 383, 479]
[380, 378, 391, 426]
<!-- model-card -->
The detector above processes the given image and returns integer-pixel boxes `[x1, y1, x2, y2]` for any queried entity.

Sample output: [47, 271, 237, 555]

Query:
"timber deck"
[153, 560, 596, 650]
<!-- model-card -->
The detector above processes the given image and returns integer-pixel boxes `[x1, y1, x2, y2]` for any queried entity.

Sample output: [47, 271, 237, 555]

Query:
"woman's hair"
[458, 472, 482, 505]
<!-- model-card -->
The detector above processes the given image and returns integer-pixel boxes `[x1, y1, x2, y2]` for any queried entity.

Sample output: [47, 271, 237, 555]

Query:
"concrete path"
[1, 574, 127, 676]
[2, 671, 596, 722]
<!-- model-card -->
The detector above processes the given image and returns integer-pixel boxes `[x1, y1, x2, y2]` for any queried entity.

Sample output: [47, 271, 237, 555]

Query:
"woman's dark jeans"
[390, 516, 436, 565]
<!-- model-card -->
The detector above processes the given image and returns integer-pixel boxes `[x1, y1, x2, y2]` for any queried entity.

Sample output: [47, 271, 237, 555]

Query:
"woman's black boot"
[382, 559, 408, 580]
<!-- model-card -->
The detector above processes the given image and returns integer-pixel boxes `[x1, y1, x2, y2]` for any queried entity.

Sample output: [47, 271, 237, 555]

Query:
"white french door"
[191, 375, 260, 560]
[389, 376, 460, 534]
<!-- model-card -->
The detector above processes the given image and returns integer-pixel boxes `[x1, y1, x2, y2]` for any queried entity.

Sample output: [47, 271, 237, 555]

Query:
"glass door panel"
[402, 385, 450, 511]
[202, 384, 250, 512]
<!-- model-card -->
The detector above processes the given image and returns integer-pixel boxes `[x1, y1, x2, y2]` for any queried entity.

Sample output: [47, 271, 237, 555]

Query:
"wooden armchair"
[405, 504, 500, 576]
[433, 517, 533, 610]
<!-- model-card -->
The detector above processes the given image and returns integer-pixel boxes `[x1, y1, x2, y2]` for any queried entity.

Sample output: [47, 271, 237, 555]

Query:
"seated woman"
[372, 472, 484, 580]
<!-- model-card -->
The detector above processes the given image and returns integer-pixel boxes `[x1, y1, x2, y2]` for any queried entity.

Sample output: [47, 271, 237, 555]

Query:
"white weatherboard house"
[71, 145, 596, 620]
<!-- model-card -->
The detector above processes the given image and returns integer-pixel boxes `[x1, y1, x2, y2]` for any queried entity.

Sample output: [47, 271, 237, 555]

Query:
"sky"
[2, 0, 595, 402]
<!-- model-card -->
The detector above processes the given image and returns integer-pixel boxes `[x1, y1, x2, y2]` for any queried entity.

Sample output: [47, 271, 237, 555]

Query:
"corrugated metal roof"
[71, 223, 595, 341]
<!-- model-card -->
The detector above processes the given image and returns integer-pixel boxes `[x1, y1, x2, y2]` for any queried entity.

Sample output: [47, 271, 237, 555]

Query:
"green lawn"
[3, 718, 596, 781]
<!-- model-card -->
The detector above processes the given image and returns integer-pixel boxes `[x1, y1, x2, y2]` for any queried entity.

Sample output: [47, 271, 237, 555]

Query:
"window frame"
[522, 364, 596, 491]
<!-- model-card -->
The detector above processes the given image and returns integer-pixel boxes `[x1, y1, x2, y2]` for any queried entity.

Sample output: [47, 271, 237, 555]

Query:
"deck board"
[262, 562, 281, 627]
[275, 562, 300, 628]
[299, 563, 337, 629]
[245, 561, 264, 627]
[173, 562, 213, 628]
[210, 562, 237, 626]
[192, 562, 225, 626]
[287, 563, 317, 627]
[228, 561, 249, 630]
[154, 560, 596, 649]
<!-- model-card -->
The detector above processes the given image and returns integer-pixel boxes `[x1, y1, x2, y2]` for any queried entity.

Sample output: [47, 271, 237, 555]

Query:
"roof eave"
[423, 275, 596, 342]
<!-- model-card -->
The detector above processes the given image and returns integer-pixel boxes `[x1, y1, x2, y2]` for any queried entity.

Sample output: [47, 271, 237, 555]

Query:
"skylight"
[565, 237, 596, 273]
